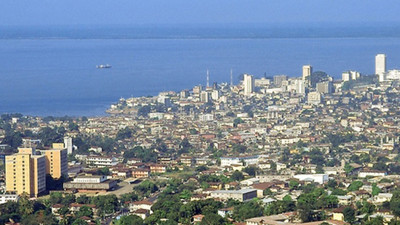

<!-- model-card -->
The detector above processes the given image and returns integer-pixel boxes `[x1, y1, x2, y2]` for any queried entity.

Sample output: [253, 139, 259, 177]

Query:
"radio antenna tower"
[230, 69, 233, 86]
[206, 69, 210, 87]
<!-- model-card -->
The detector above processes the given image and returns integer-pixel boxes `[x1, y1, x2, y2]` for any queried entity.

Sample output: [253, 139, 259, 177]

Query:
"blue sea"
[1, 24, 400, 116]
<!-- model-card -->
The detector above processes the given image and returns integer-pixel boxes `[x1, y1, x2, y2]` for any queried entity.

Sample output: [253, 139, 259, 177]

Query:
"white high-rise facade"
[243, 74, 254, 95]
[64, 137, 73, 154]
[302, 65, 312, 81]
[375, 54, 386, 82]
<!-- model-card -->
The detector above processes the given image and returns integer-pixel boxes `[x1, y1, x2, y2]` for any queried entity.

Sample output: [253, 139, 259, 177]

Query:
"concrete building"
[358, 170, 387, 178]
[63, 174, 117, 193]
[376, 54, 386, 82]
[273, 75, 288, 87]
[287, 78, 305, 94]
[0, 193, 19, 204]
[211, 90, 219, 101]
[210, 189, 257, 202]
[5, 148, 46, 197]
[316, 81, 332, 94]
[220, 155, 259, 167]
[307, 91, 321, 105]
[86, 156, 118, 167]
[293, 174, 328, 184]
[243, 74, 254, 95]
[342, 71, 351, 82]
[200, 91, 210, 103]
[199, 114, 214, 121]
[342, 71, 360, 82]
[157, 96, 171, 106]
[254, 77, 271, 87]
[386, 69, 400, 80]
[64, 137, 73, 154]
[302, 65, 312, 81]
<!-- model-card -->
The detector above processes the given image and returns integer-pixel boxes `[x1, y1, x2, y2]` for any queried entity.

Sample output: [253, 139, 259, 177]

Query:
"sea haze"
[1, 24, 400, 116]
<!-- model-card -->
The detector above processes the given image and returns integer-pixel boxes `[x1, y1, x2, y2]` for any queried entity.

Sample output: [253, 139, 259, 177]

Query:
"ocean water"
[1, 25, 400, 116]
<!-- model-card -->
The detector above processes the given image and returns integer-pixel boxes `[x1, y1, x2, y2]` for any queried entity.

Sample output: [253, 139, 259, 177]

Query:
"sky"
[0, 0, 399, 26]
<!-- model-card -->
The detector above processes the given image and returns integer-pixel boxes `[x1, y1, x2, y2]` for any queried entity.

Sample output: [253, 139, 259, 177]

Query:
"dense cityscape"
[2, 54, 400, 225]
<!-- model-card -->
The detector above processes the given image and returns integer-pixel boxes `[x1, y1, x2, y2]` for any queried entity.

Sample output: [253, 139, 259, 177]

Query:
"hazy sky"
[0, 0, 399, 26]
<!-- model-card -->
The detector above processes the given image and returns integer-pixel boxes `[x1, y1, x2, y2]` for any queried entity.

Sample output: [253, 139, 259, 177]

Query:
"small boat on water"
[96, 64, 112, 69]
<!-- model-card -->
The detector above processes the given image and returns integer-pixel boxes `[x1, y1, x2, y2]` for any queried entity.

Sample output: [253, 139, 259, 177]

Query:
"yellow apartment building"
[39, 148, 68, 179]
[5, 148, 46, 197]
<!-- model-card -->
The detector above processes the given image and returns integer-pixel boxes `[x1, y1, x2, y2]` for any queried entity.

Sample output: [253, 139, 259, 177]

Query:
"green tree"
[76, 195, 91, 204]
[119, 192, 139, 204]
[18, 194, 34, 219]
[360, 201, 375, 215]
[372, 183, 381, 196]
[71, 218, 89, 225]
[200, 213, 227, 225]
[232, 201, 263, 221]
[96, 167, 111, 176]
[233, 118, 244, 127]
[137, 105, 151, 117]
[115, 215, 144, 225]
[343, 207, 356, 224]
[348, 181, 363, 191]
[48, 192, 63, 205]
[75, 206, 93, 218]
[289, 180, 299, 190]
[242, 166, 258, 176]
[390, 189, 400, 218]
[116, 127, 134, 140]
[365, 216, 384, 225]
[231, 171, 244, 181]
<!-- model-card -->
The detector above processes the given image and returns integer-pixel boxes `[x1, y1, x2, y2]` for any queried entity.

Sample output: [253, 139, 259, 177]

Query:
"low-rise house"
[86, 156, 118, 167]
[252, 182, 274, 197]
[358, 170, 386, 178]
[69, 203, 98, 217]
[192, 214, 204, 223]
[337, 195, 353, 206]
[240, 177, 260, 186]
[293, 174, 328, 184]
[332, 207, 346, 221]
[132, 168, 150, 178]
[225, 182, 240, 190]
[133, 209, 150, 220]
[210, 189, 257, 202]
[149, 164, 167, 173]
[51, 204, 63, 215]
[217, 207, 234, 218]
[129, 200, 153, 213]
[0, 193, 19, 205]
[373, 193, 393, 204]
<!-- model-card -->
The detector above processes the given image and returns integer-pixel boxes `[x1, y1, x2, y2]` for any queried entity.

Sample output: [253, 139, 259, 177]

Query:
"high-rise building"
[200, 91, 210, 103]
[294, 79, 305, 94]
[64, 137, 73, 155]
[316, 81, 332, 94]
[342, 72, 350, 82]
[273, 75, 288, 87]
[342, 71, 361, 82]
[302, 65, 313, 81]
[375, 54, 386, 81]
[38, 147, 68, 179]
[211, 90, 220, 101]
[5, 148, 46, 197]
[243, 74, 254, 95]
